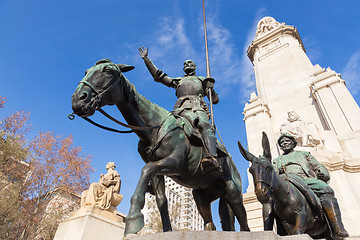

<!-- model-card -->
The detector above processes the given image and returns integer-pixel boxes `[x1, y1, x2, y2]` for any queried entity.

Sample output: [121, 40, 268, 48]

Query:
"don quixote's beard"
[183, 67, 196, 75]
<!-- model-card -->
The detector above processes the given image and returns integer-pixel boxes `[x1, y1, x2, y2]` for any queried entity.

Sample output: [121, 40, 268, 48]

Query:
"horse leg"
[138, 141, 172, 232]
[219, 197, 235, 231]
[263, 199, 275, 231]
[275, 214, 287, 236]
[192, 189, 217, 230]
[124, 157, 180, 235]
[222, 167, 250, 231]
[293, 212, 307, 234]
[150, 175, 172, 232]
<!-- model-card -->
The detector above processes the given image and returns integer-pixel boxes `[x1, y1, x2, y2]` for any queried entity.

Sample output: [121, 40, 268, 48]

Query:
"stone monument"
[81, 161, 123, 212]
[280, 110, 321, 147]
[243, 16, 360, 237]
[53, 162, 126, 240]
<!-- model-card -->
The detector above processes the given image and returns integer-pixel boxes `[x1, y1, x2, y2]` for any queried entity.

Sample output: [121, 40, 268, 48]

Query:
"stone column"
[242, 92, 275, 231]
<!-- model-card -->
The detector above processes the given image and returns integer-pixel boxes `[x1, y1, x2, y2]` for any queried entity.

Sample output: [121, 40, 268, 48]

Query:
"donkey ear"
[117, 64, 135, 73]
[238, 141, 256, 162]
[262, 132, 272, 161]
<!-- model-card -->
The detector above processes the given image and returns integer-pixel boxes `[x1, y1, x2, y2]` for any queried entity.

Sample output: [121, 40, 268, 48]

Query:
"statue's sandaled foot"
[124, 211, 144, 236]
[204, 222, 216, 231]
[201, 156, 223, 174]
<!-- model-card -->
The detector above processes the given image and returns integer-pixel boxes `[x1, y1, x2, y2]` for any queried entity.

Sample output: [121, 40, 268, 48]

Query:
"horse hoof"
[204, 222, 216, 231]
[122, 234, 138, 240]
[332, 231, 349, 240]
[124, 212, 144, 236]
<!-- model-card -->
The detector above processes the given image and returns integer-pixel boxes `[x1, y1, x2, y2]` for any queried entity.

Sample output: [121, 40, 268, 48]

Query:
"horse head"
[71, 59, 134, 117]
[238, 132, 274, 204]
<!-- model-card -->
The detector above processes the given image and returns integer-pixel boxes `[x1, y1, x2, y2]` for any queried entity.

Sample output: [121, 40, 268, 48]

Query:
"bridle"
[69, 64, 159, 133]
[252, 161, 274, 193]
[253, 162, 291, 195]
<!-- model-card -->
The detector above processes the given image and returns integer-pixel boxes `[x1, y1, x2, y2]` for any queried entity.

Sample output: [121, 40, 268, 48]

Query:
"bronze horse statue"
[71, 59, 249, 235]
[238, 132, 333, 239]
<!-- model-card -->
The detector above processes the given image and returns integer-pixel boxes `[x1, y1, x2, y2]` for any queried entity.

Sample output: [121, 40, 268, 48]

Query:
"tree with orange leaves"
[0, 96, 5, 109]
[20, 132, 93, 239]
[0, 97, 32, 239]
[0, 96, 94, 239]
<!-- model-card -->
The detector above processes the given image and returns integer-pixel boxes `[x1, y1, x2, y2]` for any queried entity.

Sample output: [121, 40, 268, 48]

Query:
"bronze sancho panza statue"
[273, 133, 348, 238]
[238, 132, 348, 239]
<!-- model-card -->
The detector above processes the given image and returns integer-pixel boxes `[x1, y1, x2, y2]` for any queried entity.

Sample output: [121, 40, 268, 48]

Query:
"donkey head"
[238, 132, 274, 203]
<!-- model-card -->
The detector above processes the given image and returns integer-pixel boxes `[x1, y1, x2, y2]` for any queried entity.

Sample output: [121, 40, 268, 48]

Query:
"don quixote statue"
[71, 56, 250, 236]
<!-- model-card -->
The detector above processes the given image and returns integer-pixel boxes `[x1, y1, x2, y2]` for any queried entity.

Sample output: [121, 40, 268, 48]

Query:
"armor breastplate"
[175, 76, 204, 98]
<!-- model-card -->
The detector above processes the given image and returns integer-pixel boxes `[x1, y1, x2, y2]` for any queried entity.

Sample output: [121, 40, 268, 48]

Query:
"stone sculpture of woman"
[81, 162, 123, 212]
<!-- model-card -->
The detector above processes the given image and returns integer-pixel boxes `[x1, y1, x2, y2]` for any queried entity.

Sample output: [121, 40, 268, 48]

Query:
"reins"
[98, 109, 160, 131]
[82, 115, 133, 133]
[282, 166, 291, 194]
[69, 107, 160, 134]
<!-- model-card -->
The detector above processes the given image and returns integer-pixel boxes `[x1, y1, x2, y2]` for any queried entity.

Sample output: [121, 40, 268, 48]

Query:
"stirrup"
[201, 156, 223, 173]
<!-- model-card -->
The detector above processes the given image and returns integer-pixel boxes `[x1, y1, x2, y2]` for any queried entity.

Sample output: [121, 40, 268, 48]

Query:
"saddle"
[148, 113, 227, 172]
[285, 174, 324, 220]
[175, 114, 227, 157]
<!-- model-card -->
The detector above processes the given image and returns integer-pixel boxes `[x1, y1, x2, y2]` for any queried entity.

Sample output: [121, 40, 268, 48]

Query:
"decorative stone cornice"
[243, 192, 258, 204]
[247, 17, 305, 62]
[243, 92, 271, 120]
[322, 160, 360, 173]
[310, 65, 344, 92]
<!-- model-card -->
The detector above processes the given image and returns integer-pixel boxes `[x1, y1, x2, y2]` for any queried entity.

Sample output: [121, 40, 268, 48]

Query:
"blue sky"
[1, 0, 360, 230]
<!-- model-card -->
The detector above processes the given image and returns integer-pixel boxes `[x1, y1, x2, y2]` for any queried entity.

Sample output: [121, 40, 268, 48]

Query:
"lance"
[202, 0, 229, 155]
[202, 0, 215, 126]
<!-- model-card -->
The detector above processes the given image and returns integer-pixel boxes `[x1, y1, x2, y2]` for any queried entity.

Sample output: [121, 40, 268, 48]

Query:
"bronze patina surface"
[71, 59, 249, 236]
[238, 132, 348, 239]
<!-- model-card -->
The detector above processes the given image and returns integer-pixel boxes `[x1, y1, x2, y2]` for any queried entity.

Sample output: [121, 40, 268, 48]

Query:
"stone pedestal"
[54, 206, 126, 240]
[124, 231, 314, 240]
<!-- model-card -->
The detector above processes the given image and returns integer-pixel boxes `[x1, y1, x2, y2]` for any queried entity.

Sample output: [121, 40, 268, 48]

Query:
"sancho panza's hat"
[277, 132, 297, 147]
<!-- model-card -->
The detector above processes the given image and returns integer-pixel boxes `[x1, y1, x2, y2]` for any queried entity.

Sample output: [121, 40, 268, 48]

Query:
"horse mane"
[96, 59, 112, 65]
[121, 76, 169, 117]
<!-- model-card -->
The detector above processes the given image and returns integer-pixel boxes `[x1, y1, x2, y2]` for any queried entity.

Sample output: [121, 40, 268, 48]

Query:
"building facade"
[142, 176, 204, 233]
[243, 16, 360, 236]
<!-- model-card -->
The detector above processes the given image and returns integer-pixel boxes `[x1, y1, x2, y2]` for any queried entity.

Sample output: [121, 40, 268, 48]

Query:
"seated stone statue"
[81, 162, 123, 212]
[280, 110, 320, 147]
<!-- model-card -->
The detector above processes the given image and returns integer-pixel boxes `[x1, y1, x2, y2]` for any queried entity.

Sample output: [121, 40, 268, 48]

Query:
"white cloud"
[133, 6, 270, 103]
[199, 7, 267, 102]
[302, 37, 321, 64]
[237, 8, 267, 102]
[206, 17, 243, 95]
[148, 17, 198, 74]
[342, 51, 360, 96]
